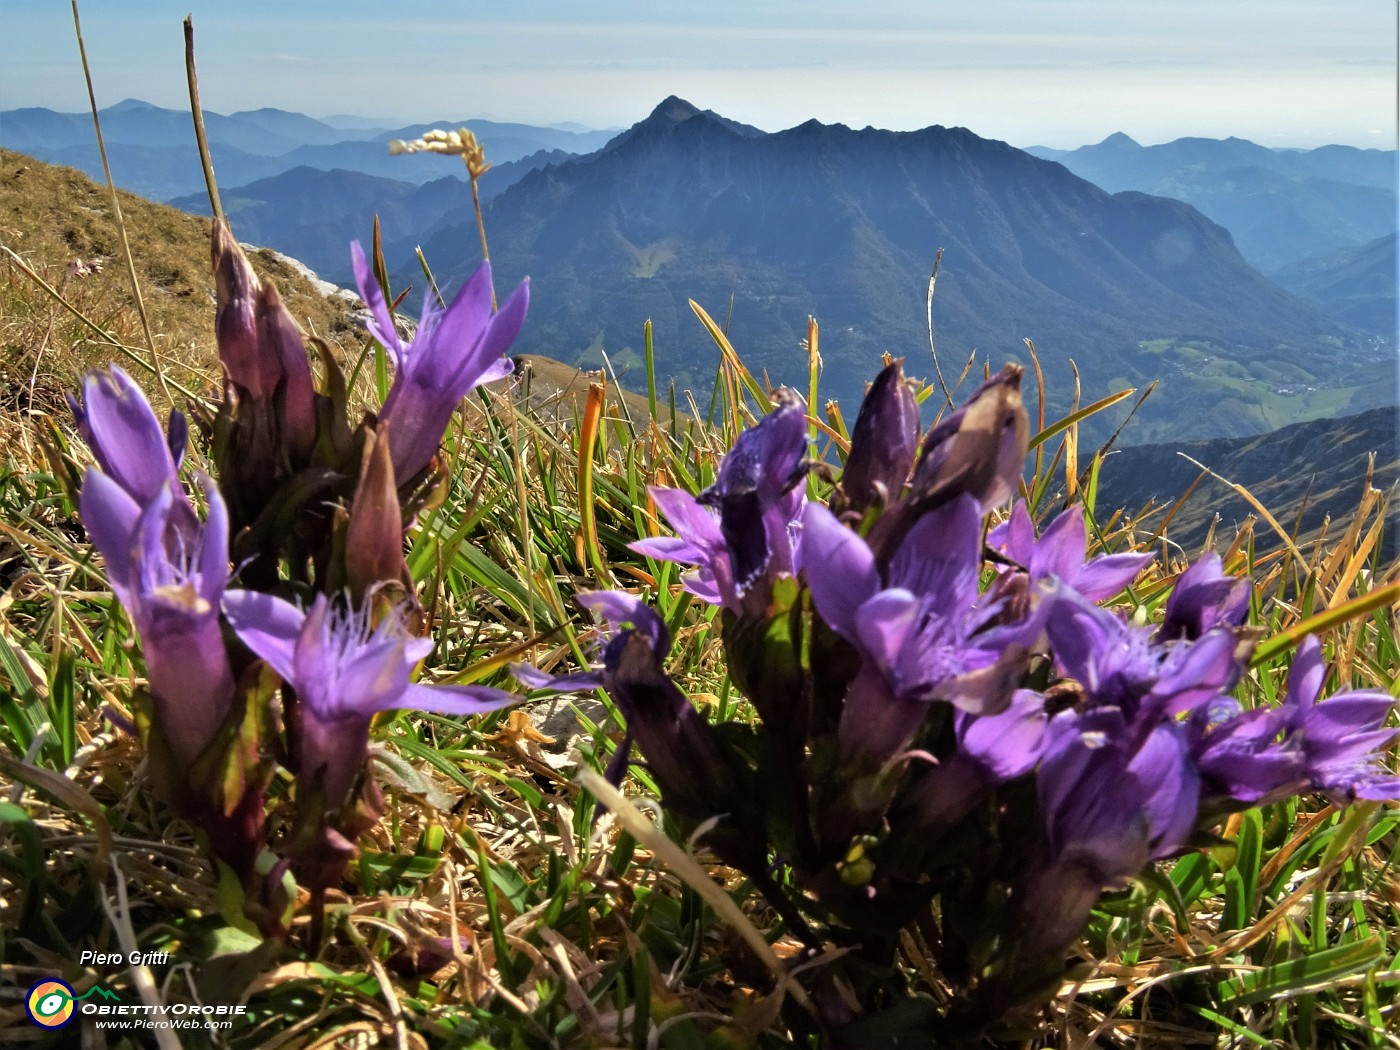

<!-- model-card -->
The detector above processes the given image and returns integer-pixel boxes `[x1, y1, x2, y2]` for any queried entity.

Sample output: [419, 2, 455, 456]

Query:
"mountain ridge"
[407, 96, 1386, 442]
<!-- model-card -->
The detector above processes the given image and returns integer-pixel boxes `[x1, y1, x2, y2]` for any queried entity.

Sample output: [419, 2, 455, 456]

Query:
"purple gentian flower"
[1189, 636, 1398, 806]
[1157, 553, 1251, 642]
[798, 494, 1039, 762]
[351, 241, 528, 483]
[987, 502, 1153, 602]
[1278, 636, 1400, 802]
[1045, 585, 1242, 728]
[1021, 707, 1198, 954]
[1187, 696, 1304, 804]
[222, 590, 519, 811]
[631, 391, 808, 615]
[71, 366, 234, 770]
[81, 469, 235, 770]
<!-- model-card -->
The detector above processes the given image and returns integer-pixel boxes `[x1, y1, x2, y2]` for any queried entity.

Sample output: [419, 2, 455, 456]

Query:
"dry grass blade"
[576, 768, 813, 1014]
[68, 0, 168, 403]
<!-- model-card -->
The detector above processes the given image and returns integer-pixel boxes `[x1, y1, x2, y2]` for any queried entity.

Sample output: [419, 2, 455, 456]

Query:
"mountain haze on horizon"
[3, 95, 1393, 447]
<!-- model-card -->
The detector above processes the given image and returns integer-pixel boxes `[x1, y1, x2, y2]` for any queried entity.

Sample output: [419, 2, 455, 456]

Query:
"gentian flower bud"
[255, 281, 317, 460]
[868, 364, 1028, 564]
[213, 219, 279, 399]
[344, 424, 411, 602]
[840, 359, 919, 512]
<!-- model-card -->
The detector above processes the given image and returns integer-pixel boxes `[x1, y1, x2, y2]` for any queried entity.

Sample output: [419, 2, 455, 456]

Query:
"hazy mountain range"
[3, 96, 1395, 445]
[0, 98, 615, 200]
[414, 97, 1391, 441]
[1027, 133, 1396, 275]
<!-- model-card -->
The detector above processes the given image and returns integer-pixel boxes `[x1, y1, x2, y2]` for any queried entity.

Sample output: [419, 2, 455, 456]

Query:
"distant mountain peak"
[107, 98, 159, 113]
[647, 96, 703, 124]
[1096, 131, 1141, 149]
[603, 96, 765, 152]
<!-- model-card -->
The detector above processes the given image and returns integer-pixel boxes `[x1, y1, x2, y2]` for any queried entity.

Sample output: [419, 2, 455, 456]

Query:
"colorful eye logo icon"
[26, 979, 77, 1028]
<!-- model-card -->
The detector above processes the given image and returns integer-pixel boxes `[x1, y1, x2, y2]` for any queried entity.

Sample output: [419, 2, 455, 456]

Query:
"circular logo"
[25, 979, 76, 1028]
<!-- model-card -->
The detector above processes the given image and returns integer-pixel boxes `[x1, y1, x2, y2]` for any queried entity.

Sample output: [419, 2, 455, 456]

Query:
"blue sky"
[0, 0, 1394, 148]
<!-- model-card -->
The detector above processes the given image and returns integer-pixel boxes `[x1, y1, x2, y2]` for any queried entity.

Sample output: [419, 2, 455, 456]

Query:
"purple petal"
[222, 589, 305, 682]
[511, 663, 606, 691]
[1350, 775, 1400, 801]
[79, 468, 141, 595]
[79, 367, 177, 504]
[335, 634, 425, 715]
[888, 494, 980, 606]
[1072, 552, 1154, 602]
[192, 472, 230, 605]
[475, 353, 516, 386]
[578, 591, 669, 654]
[853, 589, 920, 671]
[351, 241, 406, 358]
[650, 485, 723, 547]
[990, 501, 1036, 564]
[466, 279, 530, 381]
[1153, 629, 1240, 715]
[961, 688, 1048, 779]
[398, 682, 520, 717]
[1044, 587, 1116, 690]
[681, 568, 724, 605]
[1130, 722, 1198, 857]
[425, 261, 496, 376]
[1035, 505, 1088, 581]
[629, 535, 707, 562]
[796, 503, 879, 640]
[1303, 694, 1397, 751]
[1283, 635, 1327, 720]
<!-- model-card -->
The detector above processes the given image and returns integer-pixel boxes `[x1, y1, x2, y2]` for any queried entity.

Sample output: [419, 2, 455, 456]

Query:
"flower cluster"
[69, 224, 526, 933]
[525, 359, 1399, 1038]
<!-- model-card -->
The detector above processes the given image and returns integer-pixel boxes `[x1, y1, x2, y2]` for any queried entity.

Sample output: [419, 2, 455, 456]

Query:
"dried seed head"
[388, 127, 491, 178]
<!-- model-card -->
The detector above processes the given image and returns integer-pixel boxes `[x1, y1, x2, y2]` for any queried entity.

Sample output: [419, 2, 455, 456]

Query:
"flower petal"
[1072, 552, 1154, 601]
[78, 366, 178, 503]
[222, 589, 306, 682]
[649, 485, 724, 548]
[796, 503, 879, 640]
[79, 468, 141, 595]
[426, 260, 496, 376]
[350, 241, 406, 359]
[398, 682, 520, 717]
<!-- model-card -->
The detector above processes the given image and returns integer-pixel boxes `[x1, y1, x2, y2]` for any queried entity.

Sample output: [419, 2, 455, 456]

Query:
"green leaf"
[1217, 938, 1385, 1006]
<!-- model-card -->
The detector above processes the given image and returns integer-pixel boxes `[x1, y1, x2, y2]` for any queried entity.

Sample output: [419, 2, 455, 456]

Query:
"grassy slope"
[0, 148, 1396, 1049]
